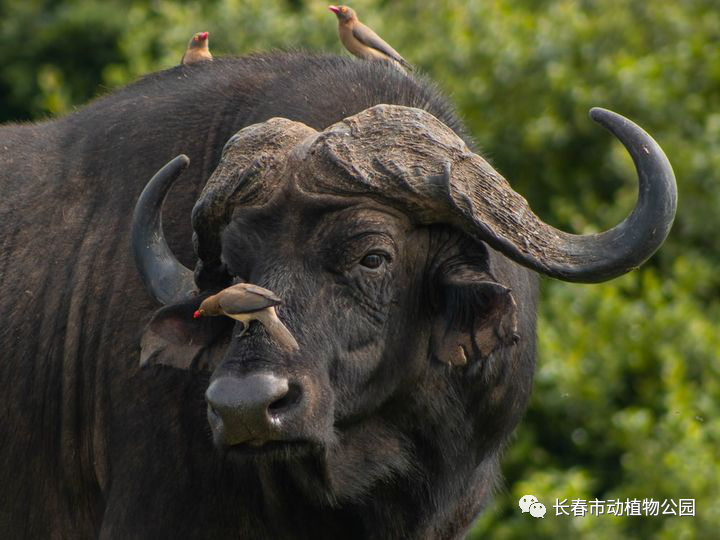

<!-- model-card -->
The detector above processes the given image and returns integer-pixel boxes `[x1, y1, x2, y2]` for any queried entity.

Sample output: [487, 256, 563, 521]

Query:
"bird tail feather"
[266, 315, 300, 352]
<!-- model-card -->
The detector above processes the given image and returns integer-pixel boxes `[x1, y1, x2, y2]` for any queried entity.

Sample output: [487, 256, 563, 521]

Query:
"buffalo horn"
[501, 107, 678, 282]
[305, 105, 677, 283]
[131, 154, 196, 304]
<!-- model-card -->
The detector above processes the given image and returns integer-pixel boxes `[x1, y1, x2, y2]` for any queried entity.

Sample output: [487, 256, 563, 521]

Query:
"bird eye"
[359, 253, 386, 270]
[341, 6, 347, 12]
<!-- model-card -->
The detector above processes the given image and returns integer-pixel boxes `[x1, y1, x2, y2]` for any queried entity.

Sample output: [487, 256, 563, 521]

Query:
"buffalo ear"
[140, 294, 232, 370]
[432, 273, 519, 367]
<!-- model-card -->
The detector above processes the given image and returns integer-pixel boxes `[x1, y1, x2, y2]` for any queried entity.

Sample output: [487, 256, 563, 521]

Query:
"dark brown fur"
[0, 52, 536, 539]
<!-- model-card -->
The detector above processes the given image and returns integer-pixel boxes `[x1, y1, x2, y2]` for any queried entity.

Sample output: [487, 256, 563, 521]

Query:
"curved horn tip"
[589, 107, 649, 147]
[589, 107, 639, 137]
[589, 106, 615, 123]
[170, 153, 191, 170]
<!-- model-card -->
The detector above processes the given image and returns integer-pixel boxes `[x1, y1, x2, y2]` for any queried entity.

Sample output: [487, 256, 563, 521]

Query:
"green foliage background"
[1, 1, 717, 537]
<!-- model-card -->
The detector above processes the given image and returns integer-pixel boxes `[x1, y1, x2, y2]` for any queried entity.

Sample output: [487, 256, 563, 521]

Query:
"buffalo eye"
[359, 252, 386, 270]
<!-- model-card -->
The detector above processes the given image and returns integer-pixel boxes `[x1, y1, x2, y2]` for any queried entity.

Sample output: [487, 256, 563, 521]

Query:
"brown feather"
[215, 283, 282, 315]
[351, 22, 409, 68]
[257, 310, 299, 352]
[181, 33, 212, 65]
[181, 48, 213, 65]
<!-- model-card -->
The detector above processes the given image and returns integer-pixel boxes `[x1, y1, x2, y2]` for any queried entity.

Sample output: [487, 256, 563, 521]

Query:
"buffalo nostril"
[205, 374, 302, 446]
[268, 382, 302, 415]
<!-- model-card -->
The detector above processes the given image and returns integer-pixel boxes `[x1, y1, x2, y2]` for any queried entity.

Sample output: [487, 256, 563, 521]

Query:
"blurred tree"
[0, 1, 717, 538]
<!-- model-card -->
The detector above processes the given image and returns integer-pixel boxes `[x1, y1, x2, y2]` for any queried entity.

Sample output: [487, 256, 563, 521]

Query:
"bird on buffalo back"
[194, 283, 299, 352]
[328, 5, 412, 72]
[182, 31, 212, 65]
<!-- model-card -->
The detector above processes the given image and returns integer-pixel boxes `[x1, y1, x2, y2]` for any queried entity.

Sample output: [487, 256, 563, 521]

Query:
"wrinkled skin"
[215, 194, 534, 466]
[1, 52, 535, 539]
[137, 186, 537, 539]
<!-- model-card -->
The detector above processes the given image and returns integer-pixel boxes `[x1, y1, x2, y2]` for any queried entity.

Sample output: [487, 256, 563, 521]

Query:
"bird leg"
[234, 322, 248, 340]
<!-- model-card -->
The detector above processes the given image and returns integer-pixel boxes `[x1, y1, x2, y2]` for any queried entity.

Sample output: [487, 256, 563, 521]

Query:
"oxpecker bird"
[328, 5, 411, 72]
[194, 283, 299, 351]
[182, 31, 212, 65]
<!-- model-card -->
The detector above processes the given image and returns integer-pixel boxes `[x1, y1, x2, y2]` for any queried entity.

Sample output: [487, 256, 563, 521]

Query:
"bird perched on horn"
[193, 283, 299, 352]
[328, 5, 411, 72]
[181, 31, 212, 65]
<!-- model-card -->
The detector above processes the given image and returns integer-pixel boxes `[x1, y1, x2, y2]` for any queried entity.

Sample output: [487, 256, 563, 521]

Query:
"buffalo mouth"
[205, 374, 326, 458]
[219, 439, 321, 461]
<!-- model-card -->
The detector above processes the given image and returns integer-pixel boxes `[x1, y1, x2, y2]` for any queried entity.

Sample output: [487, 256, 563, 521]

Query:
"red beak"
[193, 310, 201, 319]
[199, 32, 209, 41]
[328, 5, 340, 14]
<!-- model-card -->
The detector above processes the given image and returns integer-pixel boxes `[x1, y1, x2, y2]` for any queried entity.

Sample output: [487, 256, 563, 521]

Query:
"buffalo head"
[131, 105, 675, 499]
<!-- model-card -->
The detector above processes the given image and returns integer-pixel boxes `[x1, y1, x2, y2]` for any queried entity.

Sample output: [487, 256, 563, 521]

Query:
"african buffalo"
[0, 52, 675, 539]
